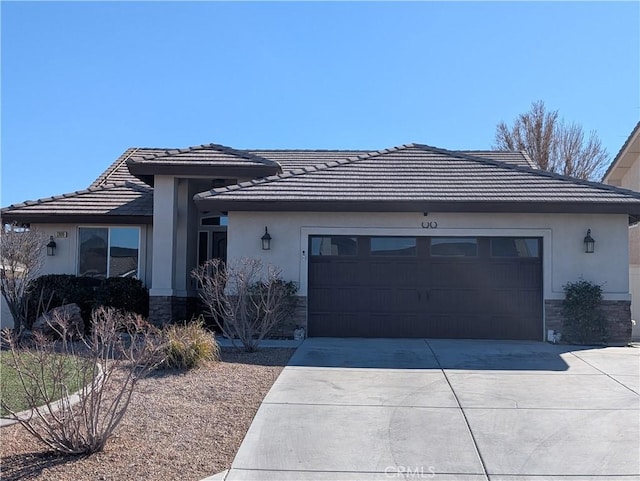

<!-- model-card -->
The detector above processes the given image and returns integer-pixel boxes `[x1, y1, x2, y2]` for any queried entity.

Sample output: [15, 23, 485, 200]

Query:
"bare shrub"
[192, 258, 294, 352]
[0, 223, 46, 334]
[0, 306, 165, 455]
[159, 318, 220, 369]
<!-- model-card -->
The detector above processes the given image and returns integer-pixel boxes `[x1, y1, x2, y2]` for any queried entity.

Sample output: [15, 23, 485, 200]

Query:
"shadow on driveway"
[286, 337, 595, 371]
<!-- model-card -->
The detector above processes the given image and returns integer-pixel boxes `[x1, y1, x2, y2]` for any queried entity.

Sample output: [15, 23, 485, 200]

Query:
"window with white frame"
[78, 227, 140, 278]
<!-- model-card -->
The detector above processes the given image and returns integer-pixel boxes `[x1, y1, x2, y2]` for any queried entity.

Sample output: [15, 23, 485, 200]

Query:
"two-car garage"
[308, 235, 543, 340]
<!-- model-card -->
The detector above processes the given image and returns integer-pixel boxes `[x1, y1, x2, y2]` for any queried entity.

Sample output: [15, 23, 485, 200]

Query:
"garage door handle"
[425, 290, 430, 300]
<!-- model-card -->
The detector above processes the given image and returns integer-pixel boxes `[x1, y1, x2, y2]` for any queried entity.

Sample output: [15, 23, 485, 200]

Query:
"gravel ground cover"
[0, 347, 295, 481]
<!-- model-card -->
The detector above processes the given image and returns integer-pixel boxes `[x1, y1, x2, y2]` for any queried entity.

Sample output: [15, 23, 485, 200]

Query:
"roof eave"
[1, 213, 153, 225]
[127, 162, 281, 185]
[194, 198, 640, 218]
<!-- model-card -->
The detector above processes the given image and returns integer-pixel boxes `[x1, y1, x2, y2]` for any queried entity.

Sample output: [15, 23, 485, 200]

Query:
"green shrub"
[562, 279, 608, 345]
[249, 279, 299, 325]
[25, 275, 101, 328]
[25, 275, 149, 331]
[96, 278, 149, 317]
[159, 320, 219, 370]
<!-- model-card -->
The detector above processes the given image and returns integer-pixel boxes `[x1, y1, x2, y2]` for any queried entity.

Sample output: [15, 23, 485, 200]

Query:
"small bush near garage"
[158, 319, 220, 370]
[24, 275, 149, 331]
[192, 258, 297, 352]
[562, 279, 608, 345]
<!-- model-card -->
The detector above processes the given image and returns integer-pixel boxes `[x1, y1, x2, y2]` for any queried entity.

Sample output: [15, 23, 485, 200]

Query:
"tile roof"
[194, 144, 640, 216]
[128, 143, 280, 167]
[7, 142, 633, 224]
[91, 147, 534, 187]
[90, 148, 165, 188]
[125, 144, 285, 185]
[1, 182, 153, 224]
[456, 150, 535, 168]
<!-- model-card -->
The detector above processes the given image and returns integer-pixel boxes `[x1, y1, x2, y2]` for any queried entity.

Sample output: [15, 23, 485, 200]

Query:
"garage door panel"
[429, 288, 484, 312]
[368, 261, 422, 286]
[368, 287, 420, 311]
[308, 236, 542, 340]
[308, 312, 358, 337]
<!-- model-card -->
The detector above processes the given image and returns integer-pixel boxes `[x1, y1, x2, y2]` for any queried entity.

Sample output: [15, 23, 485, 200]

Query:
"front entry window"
[198, 215, 228, 265]
[78, 227, 140, 278]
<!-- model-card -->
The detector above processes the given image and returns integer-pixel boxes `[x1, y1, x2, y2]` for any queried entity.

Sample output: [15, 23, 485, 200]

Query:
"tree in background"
[494, 100, 609, 180]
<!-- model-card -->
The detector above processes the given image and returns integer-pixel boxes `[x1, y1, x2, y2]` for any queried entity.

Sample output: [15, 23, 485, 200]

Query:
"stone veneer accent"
[149, 296, 200, 325]
[545, 299, 632, 346]
[269, 296, 308, 338]
[150, 295, 308, 338]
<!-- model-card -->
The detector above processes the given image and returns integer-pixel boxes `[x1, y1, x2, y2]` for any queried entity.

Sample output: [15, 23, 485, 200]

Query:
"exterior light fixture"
[583, 229, 595, 253]
[261, 227, 272, 250]
[46, 236, 57, 256]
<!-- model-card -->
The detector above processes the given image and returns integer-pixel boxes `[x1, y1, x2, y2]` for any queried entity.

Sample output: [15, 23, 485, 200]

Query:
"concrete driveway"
[225, 338, 640, 481]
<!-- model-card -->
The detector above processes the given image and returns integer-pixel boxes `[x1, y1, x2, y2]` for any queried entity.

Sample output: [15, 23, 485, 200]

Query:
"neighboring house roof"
[602, 121, 640, 187]
[195, 144, 640, 219]
[1, 182, 153, 224]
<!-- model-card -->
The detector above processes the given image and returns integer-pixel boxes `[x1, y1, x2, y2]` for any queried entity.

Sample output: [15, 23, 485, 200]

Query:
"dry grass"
[0, 347, 295, 481]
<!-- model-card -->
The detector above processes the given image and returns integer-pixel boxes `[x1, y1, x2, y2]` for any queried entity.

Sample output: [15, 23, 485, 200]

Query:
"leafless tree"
[192, 257, 291, 352]
[494, 100, 609, 180]
[1, 307, 165, 455]
[0, 223, 46, 334]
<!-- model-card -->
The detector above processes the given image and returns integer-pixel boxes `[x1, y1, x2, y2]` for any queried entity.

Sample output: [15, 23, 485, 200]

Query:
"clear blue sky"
[1, 1, 639, 207]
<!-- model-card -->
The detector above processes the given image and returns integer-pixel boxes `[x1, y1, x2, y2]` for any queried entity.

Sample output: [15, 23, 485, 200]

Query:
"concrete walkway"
[224, 338, 640, 480]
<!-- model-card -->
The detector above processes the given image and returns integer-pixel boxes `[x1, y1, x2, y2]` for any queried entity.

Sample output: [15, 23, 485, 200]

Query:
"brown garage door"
[308, 236, 542, 340]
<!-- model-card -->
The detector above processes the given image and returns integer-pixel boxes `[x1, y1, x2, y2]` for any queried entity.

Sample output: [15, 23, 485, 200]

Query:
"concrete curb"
[1, 362, 104, 428]
[217, 338, 305, 349]
[200, 470, 228, 481]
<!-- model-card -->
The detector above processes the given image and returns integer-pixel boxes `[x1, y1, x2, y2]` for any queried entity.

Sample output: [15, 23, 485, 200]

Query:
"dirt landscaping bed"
[0, 347, 295, 481]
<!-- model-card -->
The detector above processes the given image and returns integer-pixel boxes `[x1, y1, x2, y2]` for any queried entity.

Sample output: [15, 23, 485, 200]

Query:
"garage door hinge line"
[423, 339, 490, 481]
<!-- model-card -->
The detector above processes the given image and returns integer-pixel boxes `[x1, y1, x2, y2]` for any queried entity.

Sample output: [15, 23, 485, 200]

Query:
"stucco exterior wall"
[227, 211, 630, 302]
[631, 265, 640, 340]
[614, 155, 639, 339]
[630, 224, 640, 265]
[0, 223, 152, 329]
[619, 156, 640, 192]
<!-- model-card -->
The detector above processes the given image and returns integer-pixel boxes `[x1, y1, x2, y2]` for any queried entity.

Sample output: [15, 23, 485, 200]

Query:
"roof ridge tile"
[131, 143, 279, 168]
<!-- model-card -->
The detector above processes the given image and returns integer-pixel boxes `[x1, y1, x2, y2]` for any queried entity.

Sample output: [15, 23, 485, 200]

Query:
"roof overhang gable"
[603, 122, 640, 185]
[125, 143, 283, 186]
[126, 162, 281, 186]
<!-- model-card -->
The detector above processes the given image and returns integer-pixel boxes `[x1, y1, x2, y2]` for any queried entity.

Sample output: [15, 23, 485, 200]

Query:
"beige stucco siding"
[630, 223, 640, 265]
[620, 157, 640, 192]
[227, 211, 630, 302]
[0, 223, 152, 329]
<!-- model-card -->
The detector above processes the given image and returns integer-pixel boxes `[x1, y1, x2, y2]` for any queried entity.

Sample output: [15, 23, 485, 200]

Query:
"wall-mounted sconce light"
[583, 229, 595, 253]
[46, 236, 57, 256]
[261, 227, 272, 250]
